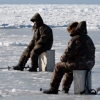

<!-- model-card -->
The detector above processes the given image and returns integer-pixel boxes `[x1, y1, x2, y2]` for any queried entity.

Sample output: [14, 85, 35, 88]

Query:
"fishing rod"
[0, 65, 30, 70]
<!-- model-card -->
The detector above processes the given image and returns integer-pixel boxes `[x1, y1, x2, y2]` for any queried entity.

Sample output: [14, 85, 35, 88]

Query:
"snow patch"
[0, 4, 100, 29]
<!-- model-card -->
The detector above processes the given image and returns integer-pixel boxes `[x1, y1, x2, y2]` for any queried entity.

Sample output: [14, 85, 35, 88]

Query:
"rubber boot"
[13, 65, 24, 71]
[43, 88, 58, 94]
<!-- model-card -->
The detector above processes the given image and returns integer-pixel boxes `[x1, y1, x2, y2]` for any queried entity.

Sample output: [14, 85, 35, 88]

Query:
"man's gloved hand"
[60, 54, 67, 62]
[86, 61, 94, 70]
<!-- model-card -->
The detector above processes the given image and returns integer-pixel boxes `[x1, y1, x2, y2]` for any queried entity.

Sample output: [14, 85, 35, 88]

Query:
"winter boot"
[43, 89, 58, 94]
[62, 89, 69, 93]
[62, 86, 70, 93]
[13, 65, 24, 71]
[28, 67, 37, 72]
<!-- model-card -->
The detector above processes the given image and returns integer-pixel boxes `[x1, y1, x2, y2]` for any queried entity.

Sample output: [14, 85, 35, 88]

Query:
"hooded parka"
[49, 21, 95, 93]
[61, 21, 95, 69]
[18, 13, 53, 69]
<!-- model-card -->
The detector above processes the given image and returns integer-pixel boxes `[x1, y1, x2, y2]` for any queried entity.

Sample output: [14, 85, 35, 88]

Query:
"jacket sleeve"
[60, 38, 81, 62]
[36, 28, 52, 45]
[27, 35, 35, 51]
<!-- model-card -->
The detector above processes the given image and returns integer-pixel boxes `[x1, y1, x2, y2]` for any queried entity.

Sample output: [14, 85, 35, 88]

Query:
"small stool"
[39, 50, 55, 72]
[73, 70, 91, 94]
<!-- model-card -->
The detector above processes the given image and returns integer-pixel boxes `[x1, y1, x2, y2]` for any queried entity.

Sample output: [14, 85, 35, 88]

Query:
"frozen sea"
[0, 4, 100, 100]
[0, 28, 100, 100]
[0, 4, 100, 29]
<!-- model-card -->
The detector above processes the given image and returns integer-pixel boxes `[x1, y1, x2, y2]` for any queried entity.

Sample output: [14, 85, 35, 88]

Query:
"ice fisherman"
[43, 21, 95, 94]
[13, 13, 53, 72]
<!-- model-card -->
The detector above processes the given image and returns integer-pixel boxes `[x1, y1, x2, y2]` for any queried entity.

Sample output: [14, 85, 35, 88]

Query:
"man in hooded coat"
[43, 21, 95, 94]
[13, 13, 53, 72]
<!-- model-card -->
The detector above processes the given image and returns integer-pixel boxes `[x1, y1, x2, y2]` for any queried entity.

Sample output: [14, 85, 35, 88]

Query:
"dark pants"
[50, 61, 91, 92]
[50, 62, 74, 92]
[18, 44, 49, 68]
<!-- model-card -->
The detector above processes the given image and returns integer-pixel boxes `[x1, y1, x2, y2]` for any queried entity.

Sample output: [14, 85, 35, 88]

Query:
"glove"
[60, 54, 67, 62]
[86, 61, 95, 70]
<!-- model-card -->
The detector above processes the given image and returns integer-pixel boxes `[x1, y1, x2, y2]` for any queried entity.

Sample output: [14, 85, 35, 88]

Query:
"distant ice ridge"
[0, 4, 100, 29]
[0, 41, 28, 46]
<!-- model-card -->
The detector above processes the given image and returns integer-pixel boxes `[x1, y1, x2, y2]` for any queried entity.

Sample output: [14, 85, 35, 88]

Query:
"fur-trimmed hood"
[67, 21, 87, 37]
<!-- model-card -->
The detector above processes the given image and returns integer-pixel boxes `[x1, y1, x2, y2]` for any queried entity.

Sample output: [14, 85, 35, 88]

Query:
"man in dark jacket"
[43, 21, 95, 94]
[13, 13, 53, 72]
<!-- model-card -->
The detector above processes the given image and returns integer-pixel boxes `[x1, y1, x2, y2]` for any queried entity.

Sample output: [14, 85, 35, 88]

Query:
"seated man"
[13, 13, 53, 72]
[43, 21, 95, 94]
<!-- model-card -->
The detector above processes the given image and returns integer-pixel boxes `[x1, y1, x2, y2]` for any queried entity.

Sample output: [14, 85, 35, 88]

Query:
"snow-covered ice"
[0, 4, 100, 100]
[0, 28, 100, 100]
[0, 4, 100, 29]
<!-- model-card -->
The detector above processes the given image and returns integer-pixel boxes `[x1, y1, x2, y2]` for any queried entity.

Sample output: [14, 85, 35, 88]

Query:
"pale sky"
[0, 0, 100, 4]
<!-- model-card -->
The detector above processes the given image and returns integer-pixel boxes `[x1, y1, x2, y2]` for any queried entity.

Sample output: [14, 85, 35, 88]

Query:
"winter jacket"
[28, 13, 53, 51]
[60, 21, 95, 70]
